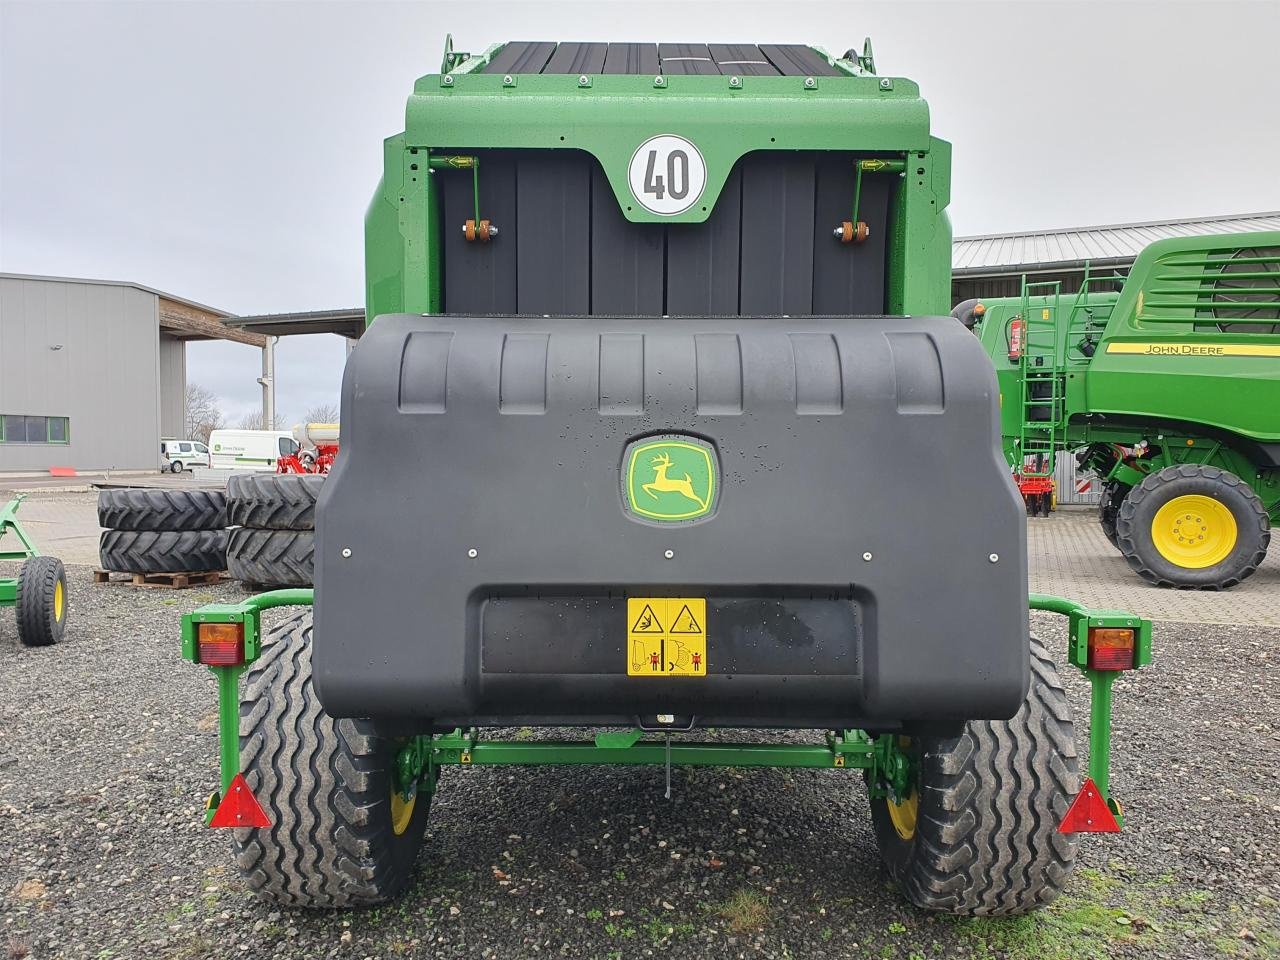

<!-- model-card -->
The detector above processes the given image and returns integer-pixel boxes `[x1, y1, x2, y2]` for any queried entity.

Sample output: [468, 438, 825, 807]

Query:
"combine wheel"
[1098, 481, 1128, 548]
[1115, 464, 1270, 589]
[99, 530, 227, 573]
[234, 611, 429, 907]
[226, 528, 314, 587]
[867, 635, 1079, 916]
[16, 556, 69, 647]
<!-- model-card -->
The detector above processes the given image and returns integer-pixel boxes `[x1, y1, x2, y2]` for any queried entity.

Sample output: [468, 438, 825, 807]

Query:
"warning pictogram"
[630, 603, 665, 634]
[626, 598, 707, 677]
[669, 603, 703, 634]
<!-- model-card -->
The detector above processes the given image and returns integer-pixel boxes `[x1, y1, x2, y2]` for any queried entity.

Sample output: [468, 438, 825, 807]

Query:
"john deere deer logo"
[622, 436, 718, 522]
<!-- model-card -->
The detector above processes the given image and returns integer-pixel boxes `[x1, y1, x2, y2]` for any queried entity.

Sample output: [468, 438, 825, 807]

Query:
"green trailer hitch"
[184, 591, 1150, 833]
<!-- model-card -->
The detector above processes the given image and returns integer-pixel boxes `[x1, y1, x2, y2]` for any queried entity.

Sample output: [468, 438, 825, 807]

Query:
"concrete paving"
[1, 491, 1276, 624]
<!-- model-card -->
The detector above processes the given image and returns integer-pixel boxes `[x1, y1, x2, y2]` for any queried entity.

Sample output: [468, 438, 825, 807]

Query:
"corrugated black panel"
[604, 42, 660, 75]
[759, 43, 841, 76]
[515, 152, 591, 314]
[483, 41, 555, 75]
[435, 149, 890, 317]
[812, 153, 889, 314]
[441, 151, 518, 314]
[740, 154, 816, 314]
[590, 166, 664, 315]
[543, 41, 608, 75]
[666, 166, 742, 315]
[658, 42, 720, 75]
[708, 44, 779, 76]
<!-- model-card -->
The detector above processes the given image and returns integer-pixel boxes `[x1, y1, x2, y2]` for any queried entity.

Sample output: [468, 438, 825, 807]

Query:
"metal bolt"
[664, 549, 674, 559]
[879, 77, 892, 90]
[578, 74, 590, 86]
[442, 75, 454, 86]
[833, 226, 846, 239]
[487, 225, 499, 238]
[862, 552, 873, 562]
[804, 76, 816, 88]
[468, 548, 478, 558]
[729, 76, 741, 88]
[989, 553, 1000, 563]
[341, 548, 352, 558]
[503, 75, 514, 85]
[653, 75, 665, 86]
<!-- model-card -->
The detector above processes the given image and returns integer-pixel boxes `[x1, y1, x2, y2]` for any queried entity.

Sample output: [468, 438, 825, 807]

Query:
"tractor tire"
[16, 555, 68, 647]
[867, 635, 1079, 916]
[226, 528, 314, 587]
[226, 474, 324, 530]
[97, 488, 227, 531]
[1098, 481, 1127, 548]
[1115, 464, 1270, 590]
[234, 610, 429, 907]
[99, 529, 228, 573]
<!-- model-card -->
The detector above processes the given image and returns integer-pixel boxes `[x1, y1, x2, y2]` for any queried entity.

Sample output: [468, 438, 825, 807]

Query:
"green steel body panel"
[972, 232, 1280, 518]
[365, 41, 953, 322]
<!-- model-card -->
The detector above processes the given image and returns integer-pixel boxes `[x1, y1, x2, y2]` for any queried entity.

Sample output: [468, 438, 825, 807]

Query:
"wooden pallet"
[93, 569, 227, 590]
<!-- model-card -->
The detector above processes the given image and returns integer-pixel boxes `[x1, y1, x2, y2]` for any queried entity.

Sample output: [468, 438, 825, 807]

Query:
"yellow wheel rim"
[1151, 494, 1237, 569]
[886, 789, 919, 841]
[53, 580, 65, 622]
[390, 786, 416, 836]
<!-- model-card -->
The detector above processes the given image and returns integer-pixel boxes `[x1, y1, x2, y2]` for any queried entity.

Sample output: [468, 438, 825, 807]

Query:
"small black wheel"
[867, 635, 1079, 916]
[235, 610, 431, 906]
[16, 555, 68, 647]
[1098, 481, 1128, 548]
[1115, 464, 1270, 589]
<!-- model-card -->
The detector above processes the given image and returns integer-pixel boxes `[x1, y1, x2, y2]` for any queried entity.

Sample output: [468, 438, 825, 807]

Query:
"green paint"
[623, 435, 718, 522]
[0, 495, 41, 607]
[972, 232, 1280, 521]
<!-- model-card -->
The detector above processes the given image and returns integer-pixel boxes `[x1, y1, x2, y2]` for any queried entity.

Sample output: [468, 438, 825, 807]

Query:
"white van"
[208, 430, 300, 471]
[160, 438, 210, 473]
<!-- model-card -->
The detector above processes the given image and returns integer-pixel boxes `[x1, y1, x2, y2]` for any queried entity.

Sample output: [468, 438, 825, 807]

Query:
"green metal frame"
[0, 495, 41, 607]
[184, 590, 1151, 826]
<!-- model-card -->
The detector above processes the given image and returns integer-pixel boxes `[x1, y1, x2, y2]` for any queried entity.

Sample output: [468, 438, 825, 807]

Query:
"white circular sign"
[628, 134, 707, 216]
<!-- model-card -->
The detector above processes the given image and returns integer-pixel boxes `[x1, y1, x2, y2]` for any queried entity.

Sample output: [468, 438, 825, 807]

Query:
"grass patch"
[716, 888, 770, 935]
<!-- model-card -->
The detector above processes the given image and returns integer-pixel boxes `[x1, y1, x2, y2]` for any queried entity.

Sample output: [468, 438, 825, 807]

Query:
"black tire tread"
[1115, 463, 1270, 590]
[16, 555, 67, 647]
[872, 635, 1079, 916]
[99, 529, 227, 573]
[97, 488, 227, 531]
[227, 474, 324, 530]
[1098, 481, 1126, 548]
[227, 528, 314, 587]
[233, 611, 424, 907]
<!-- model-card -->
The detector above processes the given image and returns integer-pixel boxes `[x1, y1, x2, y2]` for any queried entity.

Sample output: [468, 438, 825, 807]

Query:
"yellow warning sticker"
[627, 597, 706, 677]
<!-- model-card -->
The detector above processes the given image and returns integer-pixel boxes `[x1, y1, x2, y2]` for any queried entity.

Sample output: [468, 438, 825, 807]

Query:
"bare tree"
[303, 403, 340, 424]
[184, 383, 224, 444]
[237, 409, 290, 431]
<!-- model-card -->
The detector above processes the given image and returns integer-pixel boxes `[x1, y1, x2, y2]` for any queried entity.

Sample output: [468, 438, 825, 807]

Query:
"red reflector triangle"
[1058, 777, 1121, 834]
[208, 773, 271, 829]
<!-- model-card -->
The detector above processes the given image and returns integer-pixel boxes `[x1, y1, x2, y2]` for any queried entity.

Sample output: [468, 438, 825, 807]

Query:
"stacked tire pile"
[226, 474, 321, 588]
[98, 490, 228, 573]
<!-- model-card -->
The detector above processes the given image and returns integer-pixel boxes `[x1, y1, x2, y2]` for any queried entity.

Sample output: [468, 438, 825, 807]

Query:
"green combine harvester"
[959, 232, 1279, 589]
[181, 38, 1154, 916]
[0, 495, 69, 646]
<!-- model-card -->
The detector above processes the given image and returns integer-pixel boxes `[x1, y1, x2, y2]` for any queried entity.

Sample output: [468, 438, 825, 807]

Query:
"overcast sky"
[3, 0, 1279, 425]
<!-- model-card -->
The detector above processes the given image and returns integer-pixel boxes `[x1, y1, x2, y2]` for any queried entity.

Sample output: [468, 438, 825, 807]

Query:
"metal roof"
[952, 211, 1280, 275]
[223, 307, 365, 339]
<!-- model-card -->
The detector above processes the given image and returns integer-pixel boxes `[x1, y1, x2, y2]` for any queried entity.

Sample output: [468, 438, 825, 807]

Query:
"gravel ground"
[1, 565, 1277, 960]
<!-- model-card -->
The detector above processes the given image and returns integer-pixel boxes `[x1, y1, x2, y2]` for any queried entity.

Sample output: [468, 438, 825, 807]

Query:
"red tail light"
[1008, 316, 1024, 361]
[197, 622, 245, 666]
[1087, 627, 1135, 671]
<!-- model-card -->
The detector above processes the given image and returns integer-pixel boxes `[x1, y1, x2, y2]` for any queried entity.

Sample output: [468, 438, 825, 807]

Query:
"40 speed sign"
[628, 134, 707, 216]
